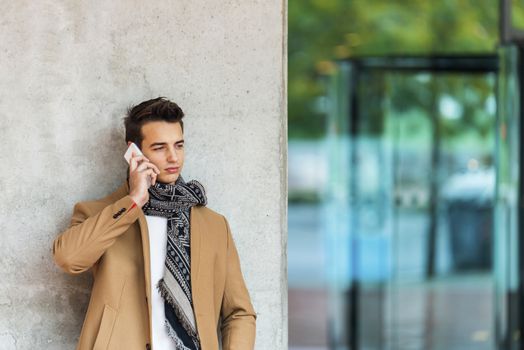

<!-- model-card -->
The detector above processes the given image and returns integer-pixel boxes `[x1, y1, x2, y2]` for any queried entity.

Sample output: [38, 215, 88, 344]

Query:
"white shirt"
[145, 215, 174, 349]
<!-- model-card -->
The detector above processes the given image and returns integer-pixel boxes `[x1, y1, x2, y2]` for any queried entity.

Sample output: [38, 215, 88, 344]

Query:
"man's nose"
[167, 148, 178, 162]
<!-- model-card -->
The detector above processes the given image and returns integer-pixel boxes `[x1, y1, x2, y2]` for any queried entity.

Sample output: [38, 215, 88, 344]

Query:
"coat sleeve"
[52, 195, 140, 275]
[219, 216, 257, 350]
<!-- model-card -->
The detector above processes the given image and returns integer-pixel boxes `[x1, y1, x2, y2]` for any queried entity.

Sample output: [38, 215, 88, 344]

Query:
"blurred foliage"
[342, 67, 497, 143]
[512, 0, 524, 28]
[288, 190, 322, 204]
[289, 0, 502, 139]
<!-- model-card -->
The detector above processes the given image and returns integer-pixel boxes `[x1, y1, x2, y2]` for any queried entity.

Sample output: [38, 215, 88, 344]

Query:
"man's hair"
[124, 97, 185, 149]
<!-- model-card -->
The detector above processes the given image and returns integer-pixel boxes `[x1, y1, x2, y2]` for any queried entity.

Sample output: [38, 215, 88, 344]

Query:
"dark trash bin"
[447, 200, 492, 271]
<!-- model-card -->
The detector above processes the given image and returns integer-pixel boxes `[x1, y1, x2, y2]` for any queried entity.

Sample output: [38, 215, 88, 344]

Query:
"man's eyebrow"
[149, 140, 184, 147]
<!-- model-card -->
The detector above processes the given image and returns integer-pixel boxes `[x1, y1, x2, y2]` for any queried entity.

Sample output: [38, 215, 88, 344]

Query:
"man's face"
[129, 121, 185, 185]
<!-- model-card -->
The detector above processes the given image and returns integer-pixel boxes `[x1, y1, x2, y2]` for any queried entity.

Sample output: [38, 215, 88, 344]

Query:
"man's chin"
[157, 174, 179, 184]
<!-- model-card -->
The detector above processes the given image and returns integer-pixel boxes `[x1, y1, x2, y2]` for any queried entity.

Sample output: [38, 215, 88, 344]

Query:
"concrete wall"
[0, 1, 287, 349]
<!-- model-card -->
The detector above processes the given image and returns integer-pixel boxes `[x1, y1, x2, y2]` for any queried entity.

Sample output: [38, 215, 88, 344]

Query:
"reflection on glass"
[325, 61, 497, 349]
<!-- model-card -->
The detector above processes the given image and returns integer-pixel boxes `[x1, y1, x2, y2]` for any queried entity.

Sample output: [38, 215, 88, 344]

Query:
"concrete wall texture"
[0, 1, 287, 349]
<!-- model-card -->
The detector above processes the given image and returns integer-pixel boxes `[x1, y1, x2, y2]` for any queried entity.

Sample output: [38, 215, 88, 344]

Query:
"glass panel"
[494, 45, 521, 350]
[353, 69, 393, 349]
[384, 72, 496, 350]
[324, 61, 353, 349]
[326, 60, 498, 349]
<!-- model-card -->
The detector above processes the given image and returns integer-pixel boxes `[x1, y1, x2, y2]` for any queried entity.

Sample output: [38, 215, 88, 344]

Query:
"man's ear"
[127, 141, 132, 147]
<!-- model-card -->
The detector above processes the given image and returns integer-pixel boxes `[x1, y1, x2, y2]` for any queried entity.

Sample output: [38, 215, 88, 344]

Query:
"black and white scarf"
[142, 175, 207, 350]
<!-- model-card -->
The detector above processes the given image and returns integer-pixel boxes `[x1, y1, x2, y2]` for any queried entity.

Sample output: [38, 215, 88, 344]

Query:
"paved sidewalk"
[289, 288, 329, 348]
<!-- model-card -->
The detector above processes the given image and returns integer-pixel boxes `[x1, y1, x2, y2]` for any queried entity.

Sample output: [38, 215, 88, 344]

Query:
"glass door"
[326, 56, 499, 350]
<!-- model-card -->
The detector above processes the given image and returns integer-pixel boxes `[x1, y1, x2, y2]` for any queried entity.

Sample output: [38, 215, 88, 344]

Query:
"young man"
[52, 97, 256, 350]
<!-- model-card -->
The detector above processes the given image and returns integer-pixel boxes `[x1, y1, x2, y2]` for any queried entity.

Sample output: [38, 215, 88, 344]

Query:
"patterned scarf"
[141, 175, 207, 350]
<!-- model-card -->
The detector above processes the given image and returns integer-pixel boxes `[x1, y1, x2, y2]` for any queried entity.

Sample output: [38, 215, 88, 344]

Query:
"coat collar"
[109, 179, 204, 320]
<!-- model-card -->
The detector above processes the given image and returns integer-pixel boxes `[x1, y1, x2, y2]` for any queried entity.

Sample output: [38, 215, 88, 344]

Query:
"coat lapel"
[138, 213, 151, 301]
[138, 213, 153, 349]
[190, 206, 202, 316]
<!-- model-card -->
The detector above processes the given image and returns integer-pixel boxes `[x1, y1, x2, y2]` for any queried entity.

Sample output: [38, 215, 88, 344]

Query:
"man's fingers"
[129, 154, 137, 172]
[144, 169, 156, 186]
[136, 162, 158, 173]
[132, 155, 149, 163]
[142, 168, 156, 179]
[151, 164, 161, 174]
[129, 153, 148, 171]
[137, 160, 160, 174]
[135, 162, 147, 172]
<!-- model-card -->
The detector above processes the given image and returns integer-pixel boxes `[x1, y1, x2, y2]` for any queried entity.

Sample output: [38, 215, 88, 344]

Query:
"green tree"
[289, 0, 500, 139]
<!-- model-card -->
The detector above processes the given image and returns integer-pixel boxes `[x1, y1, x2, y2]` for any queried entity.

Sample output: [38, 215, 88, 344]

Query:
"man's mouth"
[165, 167, 179, 174]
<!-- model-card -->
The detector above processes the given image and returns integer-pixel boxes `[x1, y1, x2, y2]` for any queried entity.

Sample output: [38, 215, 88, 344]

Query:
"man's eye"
[153, 148, 163, 151]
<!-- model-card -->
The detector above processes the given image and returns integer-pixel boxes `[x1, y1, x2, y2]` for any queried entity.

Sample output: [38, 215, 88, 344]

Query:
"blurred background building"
[289, 1, 524, 349]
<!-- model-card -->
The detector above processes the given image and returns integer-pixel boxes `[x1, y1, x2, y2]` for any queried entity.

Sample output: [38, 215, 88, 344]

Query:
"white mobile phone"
[124, 142, 143, 164]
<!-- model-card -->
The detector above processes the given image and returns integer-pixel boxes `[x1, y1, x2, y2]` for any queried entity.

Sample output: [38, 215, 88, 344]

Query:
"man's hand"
[128, 152, 160, 208]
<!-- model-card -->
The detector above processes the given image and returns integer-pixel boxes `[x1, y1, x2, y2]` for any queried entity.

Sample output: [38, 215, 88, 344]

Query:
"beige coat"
[52, 180, 256, 350]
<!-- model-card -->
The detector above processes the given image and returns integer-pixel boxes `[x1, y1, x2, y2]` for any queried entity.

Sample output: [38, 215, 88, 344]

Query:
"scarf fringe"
[164, 319, 195, 350]
[157, 278, 200, 343]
